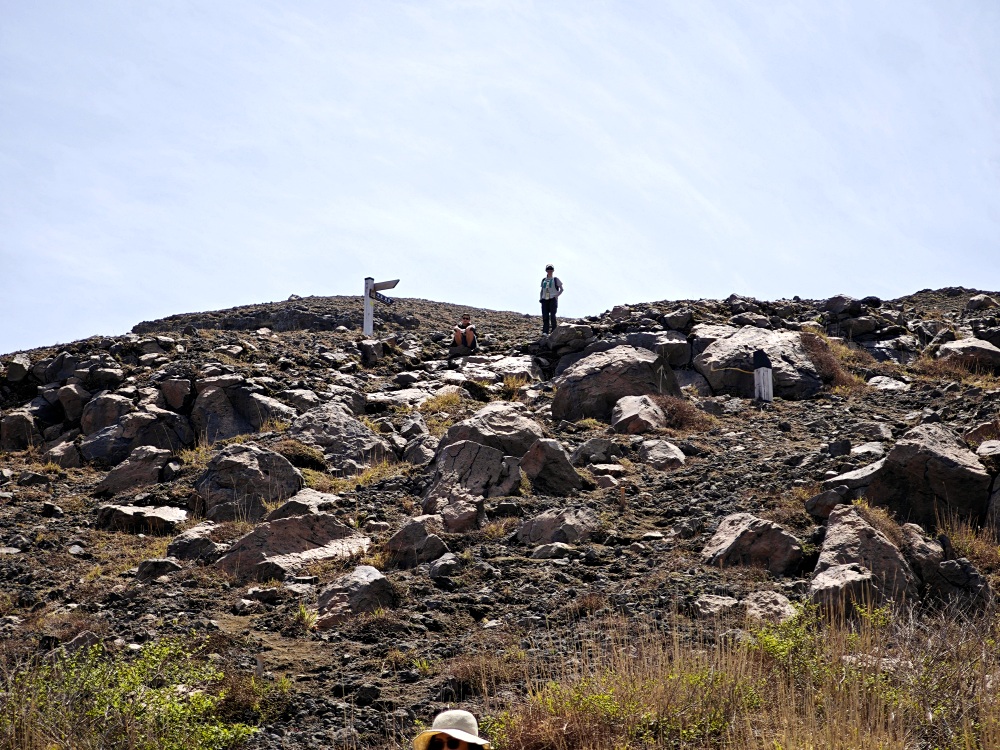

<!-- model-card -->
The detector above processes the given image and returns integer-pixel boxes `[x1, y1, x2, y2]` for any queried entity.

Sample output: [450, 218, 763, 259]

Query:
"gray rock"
[570, 438, 623, 466]
[79, 408, 193, 466]
[625, 331, 691, 367]
[195, 443, 304, 522]
[317, 566, 396, 626]
[4, 353, 31, 383]
[520, 438, 585, 495]
[900, 523, 991, 607]
[516, 508, 600, 545]
[867, 376, 910, 391]
[552, 346, 680, 421]
[810, 563, 875, 616]
[94, 446, 175, 496]
[744, 591, 796, 623]
[437, 401, 545, 457]
[80, 393, 134, 436]
[966, 294, 999, 312]
[289, 402, 394, 474]
[159, 379, 192, 410]
[936, 339, 1000, 371]
[96, 505, 188, 534]
[403, 434, 439, 467]
[264, 488, 340, 521]
[137, 557, 183, 582]
[0, 410, 41, 451]
[638, 439, 685, 470]
[694, 328, 821, 399]
[57, 384, 91, 422]
[815, 506, 917, 604]
[530, 542, 575, 560]
[425, 440, 520, 505]
[428, 553, 463, 578]
[691, 595, 740, 619]
[865, 423, 992, 527]
[215, 513, 369, 582]
[167, 522, 226, 561]
[702, 513, 802, 575]
[387, 516, 448, 567]
[44, 440, 83, 469]
[611, 395, 666, 434]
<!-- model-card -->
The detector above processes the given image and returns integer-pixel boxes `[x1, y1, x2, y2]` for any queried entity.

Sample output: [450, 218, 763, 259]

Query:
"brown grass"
[800, 332, 868, 391]
[911, 353, 1000, 389]
[852, 498, 905, 549]
[938, 514, 1000, 580]
[651, 395, 716, 432]
[478, 608, 1000, 749]
[272, 438, 327, 470]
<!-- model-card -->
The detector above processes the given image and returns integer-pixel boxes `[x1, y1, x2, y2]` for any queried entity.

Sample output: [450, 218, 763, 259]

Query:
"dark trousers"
[541, 298, 558, 334]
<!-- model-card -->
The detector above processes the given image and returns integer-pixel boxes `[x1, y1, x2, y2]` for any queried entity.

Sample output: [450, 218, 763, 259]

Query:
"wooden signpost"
[363, 277, 399, 337]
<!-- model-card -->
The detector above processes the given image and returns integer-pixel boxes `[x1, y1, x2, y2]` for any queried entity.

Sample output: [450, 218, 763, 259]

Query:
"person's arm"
[556, 278, 564, 297]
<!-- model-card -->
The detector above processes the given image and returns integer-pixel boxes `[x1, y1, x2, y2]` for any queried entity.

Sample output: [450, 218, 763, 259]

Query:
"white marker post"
[362, 277, 400, 337]
[753, 349, 774, 403]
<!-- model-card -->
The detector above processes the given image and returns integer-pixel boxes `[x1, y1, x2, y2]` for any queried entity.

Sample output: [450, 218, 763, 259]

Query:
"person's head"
[461, 313, 472, 324]
[413, 710, 490, 750]
[545, 264, 554, 275]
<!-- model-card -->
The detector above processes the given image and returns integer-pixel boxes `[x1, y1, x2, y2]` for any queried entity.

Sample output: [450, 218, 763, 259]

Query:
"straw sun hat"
[412, 710, 491, 750]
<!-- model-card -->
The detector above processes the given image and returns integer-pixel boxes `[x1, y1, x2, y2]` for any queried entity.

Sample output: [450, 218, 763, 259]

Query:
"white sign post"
[362, 277, 400, 337]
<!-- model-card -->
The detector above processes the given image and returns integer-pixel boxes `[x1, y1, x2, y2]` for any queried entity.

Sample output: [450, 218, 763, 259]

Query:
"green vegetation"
[0, 638, 259, 750]
[474, 606, 1000, 749]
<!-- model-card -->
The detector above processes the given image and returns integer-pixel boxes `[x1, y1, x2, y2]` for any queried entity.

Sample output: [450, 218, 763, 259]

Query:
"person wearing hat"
[413, 709, 491, 750]
[539, 264, 563, 335]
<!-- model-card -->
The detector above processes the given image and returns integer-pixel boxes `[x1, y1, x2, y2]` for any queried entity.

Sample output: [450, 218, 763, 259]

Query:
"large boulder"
[694, 328, 821, 399]
[96, 505, 188, 535]
[437, 401, 545, 457]
[625, 331, 691, 367]
[289, 402, 394, 474]
[936, 339, 1000, 372]
[194, 443, 304, 522]
[810, 563, 876, 616]
[864, 423, 992, 527]
[551, 346, 680, 421]
[80, 393, 134, 435]
[167, 521, 226, 561]
[191, 385, 298, 443]
[79, 407, 193, 466]
[900, 523, 991, 608]
[425, 440, 520, 506]
[520, 439, 586, 495]
[611, 395, 666, 434]
[638, 439, 685, 470]
[814, 505, 917, 604]
[215, 513, 369, 582]
[701, 513, 802, 575]
[387, 515, 448, 567]
[57, 384, 91, 422]
[0, 410, 41, 451]
[516, 508, 601, 545]
[94, 446, 178, 496]
[317, 566, 397, 627]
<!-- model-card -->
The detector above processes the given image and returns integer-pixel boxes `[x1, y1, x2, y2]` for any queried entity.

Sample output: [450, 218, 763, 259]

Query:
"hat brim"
[413, 728, 490, 750]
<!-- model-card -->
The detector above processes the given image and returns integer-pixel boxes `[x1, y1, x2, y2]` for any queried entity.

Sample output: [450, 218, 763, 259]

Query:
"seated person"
[453, 313, 477, 350]
[413, 709, 490, 750]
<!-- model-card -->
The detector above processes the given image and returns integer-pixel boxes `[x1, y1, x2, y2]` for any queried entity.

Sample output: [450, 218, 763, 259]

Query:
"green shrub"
[0, 638, 258, 750]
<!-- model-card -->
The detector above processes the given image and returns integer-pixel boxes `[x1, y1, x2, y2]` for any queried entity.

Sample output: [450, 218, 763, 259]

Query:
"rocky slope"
[2, 287, 1000, 748]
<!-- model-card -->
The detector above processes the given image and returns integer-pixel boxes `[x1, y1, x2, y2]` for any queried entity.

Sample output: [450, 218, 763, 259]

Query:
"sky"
[1, 0, 998, 355]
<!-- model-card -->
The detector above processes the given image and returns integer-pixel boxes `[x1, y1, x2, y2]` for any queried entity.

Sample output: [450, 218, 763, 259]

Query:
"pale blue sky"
[2, 1, 998, 355]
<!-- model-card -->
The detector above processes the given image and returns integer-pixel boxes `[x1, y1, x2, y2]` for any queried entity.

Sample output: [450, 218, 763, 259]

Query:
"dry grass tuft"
[911, 353, 1000, 389]
[652, 395, 716, 432]
[272, 439, 326, 471]
[938, 514, 1000, 580]
[800, 333, 868, 392]
[852, 498, 905, 549]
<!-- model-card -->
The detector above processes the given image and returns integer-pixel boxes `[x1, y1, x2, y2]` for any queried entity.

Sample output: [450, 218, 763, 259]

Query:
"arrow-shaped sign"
[372, 279, 399, 292]
[369, 290, 394, 305]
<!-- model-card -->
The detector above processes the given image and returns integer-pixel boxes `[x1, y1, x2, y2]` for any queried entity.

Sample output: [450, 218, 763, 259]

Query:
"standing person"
[413, 709, 491, 750]
[539, 263, 563, 335]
